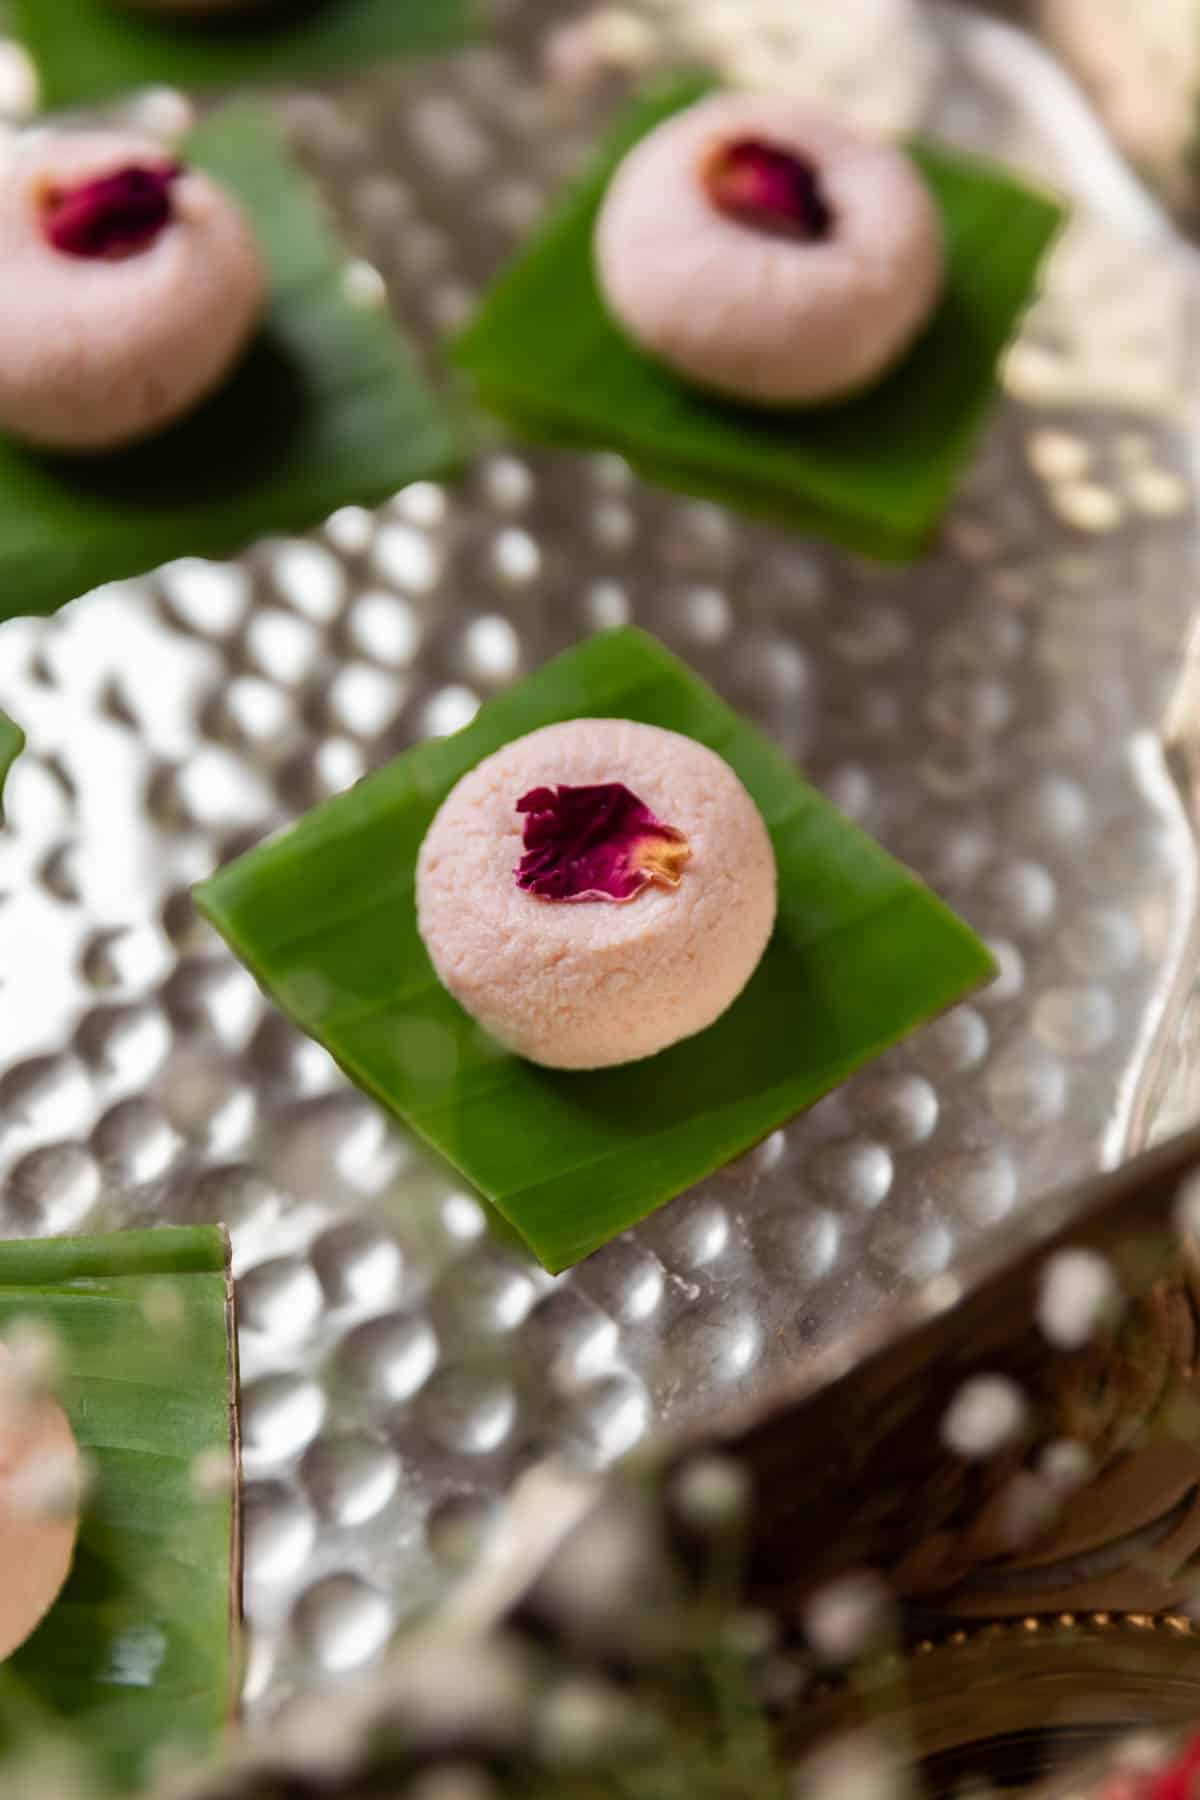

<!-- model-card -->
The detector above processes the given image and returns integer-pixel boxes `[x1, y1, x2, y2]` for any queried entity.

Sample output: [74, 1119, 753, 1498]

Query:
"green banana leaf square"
[196, 628, 994, 1272]
[0, 1226, 237, 1794]
[454, 76, 1065, 562]
[10, 0, 475, 110]
[0, 103, 460, 624]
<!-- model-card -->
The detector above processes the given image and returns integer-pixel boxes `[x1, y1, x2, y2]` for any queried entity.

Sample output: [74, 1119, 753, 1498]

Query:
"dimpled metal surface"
[0, 0, 1197, 1717]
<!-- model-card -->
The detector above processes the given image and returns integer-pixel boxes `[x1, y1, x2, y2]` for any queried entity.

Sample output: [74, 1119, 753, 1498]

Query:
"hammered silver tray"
[0, 0, 1197, 1715]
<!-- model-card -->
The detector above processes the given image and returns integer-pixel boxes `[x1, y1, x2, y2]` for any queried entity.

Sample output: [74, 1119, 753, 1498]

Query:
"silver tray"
[0, 0, 1197, 1717]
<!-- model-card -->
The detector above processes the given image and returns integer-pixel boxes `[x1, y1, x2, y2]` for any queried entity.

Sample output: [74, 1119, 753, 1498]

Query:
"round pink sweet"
[417, 718, 777, 1070]
[594, 91, 943, 407]
[0, 1347, 80, 1661]
[0, 129, 265, 452]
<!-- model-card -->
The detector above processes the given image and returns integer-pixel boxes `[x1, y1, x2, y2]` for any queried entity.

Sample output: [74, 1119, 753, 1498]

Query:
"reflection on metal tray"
[0, 0, 1197, 1715]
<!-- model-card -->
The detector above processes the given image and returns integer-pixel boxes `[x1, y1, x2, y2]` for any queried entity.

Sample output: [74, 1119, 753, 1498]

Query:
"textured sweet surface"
[0, 0, 1194, 1717]
[0, 130, 263, 451]
[418, 720, 776, 1067]
[595, 92, 943, 405]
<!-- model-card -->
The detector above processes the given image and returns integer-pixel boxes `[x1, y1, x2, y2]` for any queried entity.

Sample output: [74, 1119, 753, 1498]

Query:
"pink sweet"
[0, 1345, 80, 1661]
[417, 718, 777, 1071]
[0, 129, 265, 452]
[594, 91, 943, 407]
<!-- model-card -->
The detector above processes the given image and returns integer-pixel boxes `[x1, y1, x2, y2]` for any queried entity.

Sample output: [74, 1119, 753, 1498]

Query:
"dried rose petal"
[41, 163, 182, 260]
[515, 782, 690, 903]
[704, 136, 832, 240]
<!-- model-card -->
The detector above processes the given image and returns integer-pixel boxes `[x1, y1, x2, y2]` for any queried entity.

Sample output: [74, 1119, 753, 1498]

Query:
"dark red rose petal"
[515, 781, 690, 903]
[704, 136, 832, 240]
[41, 163, 183, 261]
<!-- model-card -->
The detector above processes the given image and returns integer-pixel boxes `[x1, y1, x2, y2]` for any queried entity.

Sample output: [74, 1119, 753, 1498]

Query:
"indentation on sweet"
[41, 163, 181, 260]
[703, 137, 832, 240]
[515, 781, 690, 903]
